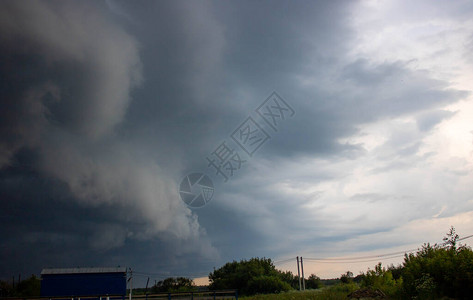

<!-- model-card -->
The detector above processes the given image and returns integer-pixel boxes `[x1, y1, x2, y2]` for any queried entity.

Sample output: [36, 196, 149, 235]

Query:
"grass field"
[240, 283, 359, 300]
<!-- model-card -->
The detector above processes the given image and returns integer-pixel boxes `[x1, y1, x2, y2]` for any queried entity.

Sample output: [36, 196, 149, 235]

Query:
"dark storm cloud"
[0, 0, 141, 161]
[0, 0, 211, 280]
[1, 0, 472, 283]
[0, 149, 216, 282]
[116, 0, 360, 162]
[113, 0, 467, 165]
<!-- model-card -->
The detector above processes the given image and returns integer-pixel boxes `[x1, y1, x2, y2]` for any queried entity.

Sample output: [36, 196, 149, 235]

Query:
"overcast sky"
[2, 0, 473, 284]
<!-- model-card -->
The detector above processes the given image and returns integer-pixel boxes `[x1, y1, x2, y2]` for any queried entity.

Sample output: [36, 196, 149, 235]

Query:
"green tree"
[247, 275, 292, 295]
[386, 264, 403, 280]
[443, 226, 459, 249]
[356, 227, 473, 299]
[278, 270, 299, 289]
[361, 263, 403, 298]
[305, 274, 323, 289]
[0, 280, 13, 297]
[402, 238, 473, 299]
[0, 275, 40, 297]
[16, 275, 40, 297]
[151, 277, 195, 293]
[340, 271, 353, 284]
[208, 257, 292, 295]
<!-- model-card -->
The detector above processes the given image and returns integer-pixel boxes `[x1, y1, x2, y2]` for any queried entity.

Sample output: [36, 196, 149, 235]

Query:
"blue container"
[41, 267, 127, 297]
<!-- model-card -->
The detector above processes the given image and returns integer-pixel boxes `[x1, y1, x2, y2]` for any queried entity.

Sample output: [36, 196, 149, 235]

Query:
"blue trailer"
[40, 267, 127, 297]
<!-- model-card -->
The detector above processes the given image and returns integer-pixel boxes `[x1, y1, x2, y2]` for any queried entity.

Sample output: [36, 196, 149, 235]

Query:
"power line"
[304, 249, 418, 262]
[136, 234, 473, 279]
[458, 234, 473, 241]
[273, 233, 473, 265]
[305, 254, 407, 264]
[274, 257, 296, 265]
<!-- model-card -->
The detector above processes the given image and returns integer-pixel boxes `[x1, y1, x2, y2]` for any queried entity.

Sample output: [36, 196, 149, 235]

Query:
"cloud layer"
[0, 0, 211, 279]
[1, 0, 473, 281]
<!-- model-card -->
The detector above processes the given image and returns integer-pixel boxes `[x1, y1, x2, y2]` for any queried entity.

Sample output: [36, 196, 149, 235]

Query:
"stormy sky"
[2, 0, 473, 284]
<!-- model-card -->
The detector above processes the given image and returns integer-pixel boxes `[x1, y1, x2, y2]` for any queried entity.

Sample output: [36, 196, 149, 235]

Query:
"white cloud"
[216, 0, 473, 277]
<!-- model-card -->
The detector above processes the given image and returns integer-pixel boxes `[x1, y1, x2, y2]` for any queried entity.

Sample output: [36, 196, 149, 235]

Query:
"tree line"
[0, 275, 40, 297]
[2, 227, 472, 299]
[151, 226, 473, 299]
[357, 226, 473, 299]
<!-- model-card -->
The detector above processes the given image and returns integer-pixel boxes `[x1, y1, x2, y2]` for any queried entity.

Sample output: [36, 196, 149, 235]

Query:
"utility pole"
[300, 257, 305, 291]
[128, 268, 133, 300]
[296, 256, 301, 291]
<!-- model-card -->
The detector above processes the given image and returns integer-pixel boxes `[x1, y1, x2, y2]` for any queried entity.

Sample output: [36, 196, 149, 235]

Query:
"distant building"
[40, 267, 127, 297]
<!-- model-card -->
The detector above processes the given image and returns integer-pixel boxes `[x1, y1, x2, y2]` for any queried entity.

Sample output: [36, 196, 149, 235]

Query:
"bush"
[361, 263, 403, 298]
[278, 270, 299, 289]
[0, 275, 40, 297]
[247, 275, 292, 295]
[360, 227, 473, 299]
[402, 240, 473, 299]
[209, 257, 296, 296]
[340, 271, 353, 284]
[151, 277, 195, 293]
[329, 282, 359, 294]
[305, 274, 323, 289]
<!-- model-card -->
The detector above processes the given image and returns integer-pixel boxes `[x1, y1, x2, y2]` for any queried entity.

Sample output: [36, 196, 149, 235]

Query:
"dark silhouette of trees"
[340, 271, 353, 284]
[0, 275, 40, 297]
[359, 226, 473, 299]
[403, 227, 473, 299]
[305, 274, 323, 289]
[151, 277, 195, 293]
[208, 257, 292, 295]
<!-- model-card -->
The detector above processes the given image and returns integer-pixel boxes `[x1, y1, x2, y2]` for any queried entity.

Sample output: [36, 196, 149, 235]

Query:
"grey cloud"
[252, 59, 467, 161]
[465, 34, 473, 63]
[0, 0, 141, 165]
[2, 0, 473, 283]
[417, 110, 456, 132]
[342, 59, 401, 86]
[336, 60, 468, 123]
[37, 138, 199, 238]
[350, 193, 389, 203]
[0, 0, 212, 279]
[0, 160, 215, 282]
[0, 0, 198, 235]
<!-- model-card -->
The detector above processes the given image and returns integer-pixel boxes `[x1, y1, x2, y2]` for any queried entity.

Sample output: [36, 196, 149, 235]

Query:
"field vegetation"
[2, 227, 472, 299]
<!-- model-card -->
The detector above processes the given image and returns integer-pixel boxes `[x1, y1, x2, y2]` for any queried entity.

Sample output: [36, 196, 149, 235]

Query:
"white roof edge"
[41, 267, 127, 275]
